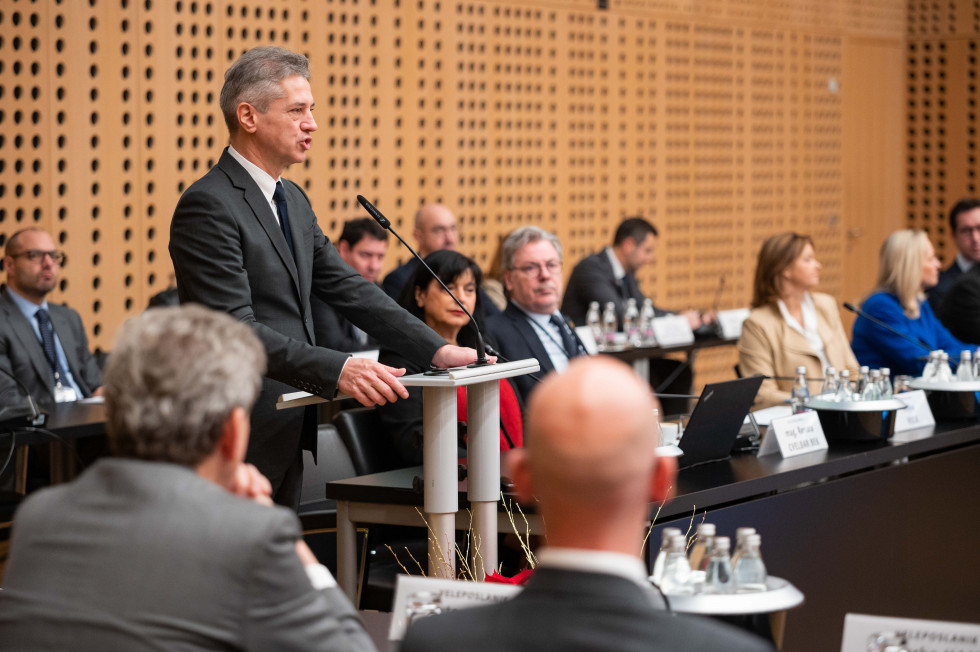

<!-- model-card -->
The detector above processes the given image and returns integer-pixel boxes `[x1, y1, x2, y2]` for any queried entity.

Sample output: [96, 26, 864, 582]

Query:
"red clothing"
[457, 379, 523, 451]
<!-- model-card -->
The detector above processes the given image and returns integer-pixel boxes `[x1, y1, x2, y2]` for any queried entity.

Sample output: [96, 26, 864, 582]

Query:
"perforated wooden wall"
[907, 0, 979, 262]
[0, 0, 909, 387]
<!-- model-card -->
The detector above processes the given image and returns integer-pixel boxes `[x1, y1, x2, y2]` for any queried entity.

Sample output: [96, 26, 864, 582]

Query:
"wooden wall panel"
[0, 0, 908, 392]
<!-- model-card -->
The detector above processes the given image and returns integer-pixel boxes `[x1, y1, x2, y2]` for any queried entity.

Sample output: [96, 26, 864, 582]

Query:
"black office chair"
[332, 407, 425, 610]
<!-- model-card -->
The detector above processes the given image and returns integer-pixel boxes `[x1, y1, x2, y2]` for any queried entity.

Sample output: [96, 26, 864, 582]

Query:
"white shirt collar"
[777, 292, 817, 335]
[605, 246, 626, 282]
[536, 547, 649, 588]
[956, 253, 975, 273]
[6, 286, 49, 317]
[227, 145, 279, 203]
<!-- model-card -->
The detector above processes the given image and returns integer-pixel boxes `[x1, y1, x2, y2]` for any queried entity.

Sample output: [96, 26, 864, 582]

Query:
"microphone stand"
[356, 195, 489, 370]
[843, 302, 932, 352]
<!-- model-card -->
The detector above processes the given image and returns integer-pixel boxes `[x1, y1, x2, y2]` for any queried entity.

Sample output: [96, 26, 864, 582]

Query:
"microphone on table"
[0, 366, 46, 431]
[356, 195, 489, 368]
[843, 302, 932, 352]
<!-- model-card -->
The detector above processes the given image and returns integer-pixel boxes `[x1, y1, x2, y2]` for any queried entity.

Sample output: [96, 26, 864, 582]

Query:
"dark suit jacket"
[311, 295, 374, 353]
[401, 567, 774, 652]
[169, 149, 444, 489]
[927, 260, 965, 313]
[937, 264, 980, 343]
[485, 302, 582, 403]
[0, 459, 376, 651]
[0, 286, 101, 406]
[381, 258, 419, 301]
[561, 250, 667, 328]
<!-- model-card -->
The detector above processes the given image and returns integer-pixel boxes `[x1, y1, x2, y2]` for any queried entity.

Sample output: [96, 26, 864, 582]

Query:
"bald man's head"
[413, 204, 458, 256]
[518, 358, 673, 513]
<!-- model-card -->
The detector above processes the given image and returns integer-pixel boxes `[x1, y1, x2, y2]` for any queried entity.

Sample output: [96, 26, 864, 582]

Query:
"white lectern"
[278, 358, 539, 597]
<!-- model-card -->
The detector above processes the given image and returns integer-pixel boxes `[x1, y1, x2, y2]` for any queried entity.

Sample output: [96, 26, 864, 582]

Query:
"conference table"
[325, 420, 980, 652]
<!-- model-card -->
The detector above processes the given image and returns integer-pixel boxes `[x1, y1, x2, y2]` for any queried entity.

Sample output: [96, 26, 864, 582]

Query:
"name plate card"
[716, 308, 751, 340]
[575, 325, 600, 355]
[841, 613, 980, 652]
[651, 315, 695, 347]
[759, 410, 828, 458]
[390, 575, 521, 641]
[892, 389, 935, 433]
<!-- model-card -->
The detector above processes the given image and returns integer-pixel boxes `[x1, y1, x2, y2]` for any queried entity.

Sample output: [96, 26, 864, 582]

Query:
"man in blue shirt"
[0, 227, 103, 406]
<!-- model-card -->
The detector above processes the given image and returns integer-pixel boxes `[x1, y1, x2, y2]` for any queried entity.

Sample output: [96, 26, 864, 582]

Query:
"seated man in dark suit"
[312, 217, 389, 352]
[402, 357, 773, 652]
[562, 216, 706, 330]
[486, 226, 585, 402]
[928, 198, 980, 313]
[0, 227, 102, 406]
[381, 203, 459, 300]
[936, 263, 980, 343]
[0, 305, 376, 651]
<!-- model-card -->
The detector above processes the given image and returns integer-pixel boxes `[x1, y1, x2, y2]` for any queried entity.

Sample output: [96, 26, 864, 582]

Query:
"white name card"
[841, 613, 980, 652]
[389, 575, 521, 642]
[575, 325, 600, 355]
[716, 308, 751, 339]
[892, 389, 935, 433]
[760, 410, 828, 458]
[651, 315, 695, 347]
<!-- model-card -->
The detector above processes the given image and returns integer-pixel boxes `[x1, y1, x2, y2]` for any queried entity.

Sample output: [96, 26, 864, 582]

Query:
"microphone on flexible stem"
[843, 302, 932, 352]
[0, 366, 46, 430]
[357, 195, 488, 368]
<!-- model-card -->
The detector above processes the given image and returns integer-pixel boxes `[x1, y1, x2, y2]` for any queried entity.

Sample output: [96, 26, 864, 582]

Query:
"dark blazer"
[0, 459, 376, 651]
[561, 250, 667, 328]
[0, 286, 101, 406]
[381, 258, 419, 301]
[169, 149, 444, 491]
[402, 567, 774, 652]
[311, 295, 374, 353]
[927, 260, 965, 313]
[937, 264, 980, 343]
[485, 302, 583, 403]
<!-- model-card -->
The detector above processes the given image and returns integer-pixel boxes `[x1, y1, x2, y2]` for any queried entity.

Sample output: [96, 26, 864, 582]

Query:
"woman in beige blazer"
[738, 232, 860, 409]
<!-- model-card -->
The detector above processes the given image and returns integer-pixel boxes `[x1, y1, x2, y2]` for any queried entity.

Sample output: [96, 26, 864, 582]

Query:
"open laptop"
[676, 375, 764, 468]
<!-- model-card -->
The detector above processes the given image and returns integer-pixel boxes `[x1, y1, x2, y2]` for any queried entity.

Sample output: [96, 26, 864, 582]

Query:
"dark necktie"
[620, 275, 632, 301]
[272, 181, 296, 258]
[549, 314, 579, 359]
[34, 308, 68, 385]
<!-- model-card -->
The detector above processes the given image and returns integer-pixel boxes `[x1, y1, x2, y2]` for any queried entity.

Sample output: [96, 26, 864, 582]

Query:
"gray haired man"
[0, 305, 377, 651]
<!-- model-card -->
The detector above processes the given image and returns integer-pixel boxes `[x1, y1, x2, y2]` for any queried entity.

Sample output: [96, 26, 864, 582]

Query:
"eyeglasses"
[10, 249, 66, 265]
[512, 260, 561, 277]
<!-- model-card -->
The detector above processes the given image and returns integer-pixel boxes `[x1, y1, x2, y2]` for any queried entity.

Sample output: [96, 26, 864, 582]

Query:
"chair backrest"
[333, 407, 401, 476]
[300, 424, 357, 508]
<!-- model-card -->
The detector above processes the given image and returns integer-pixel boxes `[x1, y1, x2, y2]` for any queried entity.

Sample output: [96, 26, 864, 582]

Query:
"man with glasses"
[927, 198, 980, 312]
[486, 226, 585, 402]
[0, 227, 102, 405]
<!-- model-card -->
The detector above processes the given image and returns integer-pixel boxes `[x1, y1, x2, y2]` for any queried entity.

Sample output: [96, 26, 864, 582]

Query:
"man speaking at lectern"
[170, 46, 481, 508]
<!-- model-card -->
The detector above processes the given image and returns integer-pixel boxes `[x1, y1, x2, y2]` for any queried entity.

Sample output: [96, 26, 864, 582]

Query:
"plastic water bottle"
[791, 366, 810, 413]
[957, 350, 974, 381]
[733, 533, 767, 593]
[702, 536, 734, 594]
[731, 527, 757, 567]
[861, 369, 882, 401]
[585, 301, 602, 342]
[659, 535, 694, 595]
[974, 349, 980, 379]
[624, 298, 641, 346]
[687, 523, 716, 571]
[820, 366, 839, 397]
[601, 302, 618, 347]
[650, 527, 682, 586]
[857, 366, 871, 394]
[921, 351, 940, 381]
[834, 369, 853, 402]
[640, 298, 656, 345]
[879, 368, 893, 399]
[937, 352, 954, 382]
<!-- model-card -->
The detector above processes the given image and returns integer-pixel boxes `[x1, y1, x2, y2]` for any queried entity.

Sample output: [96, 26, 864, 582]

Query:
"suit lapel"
[282, 181, 311, 308]
[0, 291, 55, 395]
[505, 304, 556, 374]
[217, 152, 301, 295]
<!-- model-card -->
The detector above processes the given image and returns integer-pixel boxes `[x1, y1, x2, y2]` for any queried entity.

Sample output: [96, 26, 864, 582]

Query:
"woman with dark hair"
[738, 232, 859, 409]
[378, 250, 523, 466]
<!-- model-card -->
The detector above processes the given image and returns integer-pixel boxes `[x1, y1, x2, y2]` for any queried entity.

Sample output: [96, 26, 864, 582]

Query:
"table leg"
[466, 380, 500, 579]
[337, 500, 357, 601]
[422, 386, 459, 579]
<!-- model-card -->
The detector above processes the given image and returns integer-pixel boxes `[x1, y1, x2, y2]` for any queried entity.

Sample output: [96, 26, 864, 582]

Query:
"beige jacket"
[737, 292, 860, 409]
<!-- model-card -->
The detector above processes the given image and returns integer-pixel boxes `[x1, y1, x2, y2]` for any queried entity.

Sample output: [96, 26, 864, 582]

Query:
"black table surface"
[324, 420, 980, 520]
[9, 400, 108, 447]
[597, 334, 738, 363]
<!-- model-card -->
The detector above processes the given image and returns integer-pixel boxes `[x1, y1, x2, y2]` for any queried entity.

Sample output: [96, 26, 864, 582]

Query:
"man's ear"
[509, 449, 534, 504]
[337, 240, 351, 259]
[218, 406, 250, 463]
[649, 455, 677, 504]
[236, 102, 260, 134]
